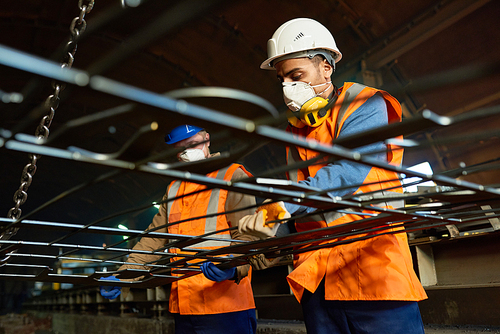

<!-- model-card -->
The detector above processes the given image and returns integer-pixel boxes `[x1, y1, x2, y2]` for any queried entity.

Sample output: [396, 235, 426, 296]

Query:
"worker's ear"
[205, 132, 210, 147]
[322, 59, 333, 80]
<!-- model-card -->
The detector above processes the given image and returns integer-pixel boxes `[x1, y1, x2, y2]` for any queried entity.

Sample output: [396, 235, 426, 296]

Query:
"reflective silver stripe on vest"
[333, 83, 367, 137]
[286, 146, 301, 183]
[168, 166, 233, 249]
[197, 165, 232, 248]
[167, 180, 182, 217]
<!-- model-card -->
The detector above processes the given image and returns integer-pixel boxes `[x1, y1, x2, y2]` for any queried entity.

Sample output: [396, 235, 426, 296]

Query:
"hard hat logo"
[293, 32, 305, 41]
[165, 124, 203, 144]
[261, 18, 342, 70]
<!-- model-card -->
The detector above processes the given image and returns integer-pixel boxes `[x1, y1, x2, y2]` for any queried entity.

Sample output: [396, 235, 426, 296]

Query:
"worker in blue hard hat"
[100, 124, 261, 334]
[165, 124, 210, 162]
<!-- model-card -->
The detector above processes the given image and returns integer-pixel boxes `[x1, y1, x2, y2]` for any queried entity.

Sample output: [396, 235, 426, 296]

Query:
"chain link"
[4, 0, 95, 239]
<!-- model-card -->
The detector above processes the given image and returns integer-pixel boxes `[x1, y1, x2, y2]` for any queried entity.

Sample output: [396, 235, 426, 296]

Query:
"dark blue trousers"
[301, 280, 425, 334]
[174, 308, 257, 334]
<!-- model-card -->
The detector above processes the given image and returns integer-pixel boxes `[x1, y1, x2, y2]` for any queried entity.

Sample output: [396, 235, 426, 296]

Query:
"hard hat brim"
[165, 125, 203, 144]
[260, 47, 342, 70]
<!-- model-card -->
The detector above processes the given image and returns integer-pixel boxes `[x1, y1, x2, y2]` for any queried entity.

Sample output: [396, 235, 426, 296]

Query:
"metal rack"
[1, 0, 499, 294]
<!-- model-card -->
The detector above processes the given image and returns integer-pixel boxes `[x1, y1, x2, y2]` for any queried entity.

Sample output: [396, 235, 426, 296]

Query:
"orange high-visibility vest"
[167, 164, 255, 315]
[286, 82, 427, 303]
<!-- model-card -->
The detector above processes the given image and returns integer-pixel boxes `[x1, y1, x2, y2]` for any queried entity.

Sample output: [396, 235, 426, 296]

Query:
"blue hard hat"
[165, 124, 203, 144]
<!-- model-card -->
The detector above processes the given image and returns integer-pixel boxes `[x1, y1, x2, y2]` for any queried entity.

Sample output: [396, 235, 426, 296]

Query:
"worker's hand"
[258, 201, 291, 226]
[99, 276, 122, 300]
[239, 210, 280, 239]
[249, 253, 281, 270]
[200, 262, 236, 282]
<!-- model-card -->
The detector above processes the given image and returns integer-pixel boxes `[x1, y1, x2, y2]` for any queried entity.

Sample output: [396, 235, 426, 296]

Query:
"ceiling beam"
[336, 0, 492, 85]
[366, 0, 492, 69]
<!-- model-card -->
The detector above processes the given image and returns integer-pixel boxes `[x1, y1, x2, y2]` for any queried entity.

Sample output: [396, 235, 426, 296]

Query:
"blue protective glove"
[99, 276, 122, 300]
[200, 262, 236, 282]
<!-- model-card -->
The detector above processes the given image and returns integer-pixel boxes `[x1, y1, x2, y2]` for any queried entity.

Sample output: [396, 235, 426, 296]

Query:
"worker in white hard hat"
[100, 125, 261, 334]
[239, 18, 428, 334]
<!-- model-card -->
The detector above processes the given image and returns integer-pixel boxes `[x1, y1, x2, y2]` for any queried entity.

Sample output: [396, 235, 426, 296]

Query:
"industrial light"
[121, 0, 142, 8]
[117, 224, 129, 240]
[401, 162, 436, 193]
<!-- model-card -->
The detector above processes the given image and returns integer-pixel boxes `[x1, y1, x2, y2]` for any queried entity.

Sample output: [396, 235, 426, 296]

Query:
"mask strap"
[310, 81, 331, 88]
[315, 82, 332, 98]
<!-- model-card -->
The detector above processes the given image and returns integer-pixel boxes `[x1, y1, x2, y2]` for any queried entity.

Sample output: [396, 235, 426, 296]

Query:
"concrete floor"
[424, 324, 500, 334]
[257, 320, 500, 334]
[2, 313, 500, 334]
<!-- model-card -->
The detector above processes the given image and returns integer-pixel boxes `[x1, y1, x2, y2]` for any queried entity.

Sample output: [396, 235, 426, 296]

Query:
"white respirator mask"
[282, 81, 332, 112]
[179, 144, 206, 162]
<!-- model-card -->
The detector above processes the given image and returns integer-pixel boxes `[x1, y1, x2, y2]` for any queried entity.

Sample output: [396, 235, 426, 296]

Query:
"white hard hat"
[261, 18, 342, 70]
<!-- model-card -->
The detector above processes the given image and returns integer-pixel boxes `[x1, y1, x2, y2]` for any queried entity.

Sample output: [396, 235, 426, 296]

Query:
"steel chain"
[4, 0, 95, 238]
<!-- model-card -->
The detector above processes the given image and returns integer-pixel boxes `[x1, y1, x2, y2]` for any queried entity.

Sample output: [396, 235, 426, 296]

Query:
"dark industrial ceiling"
[0, 0, 499, 247]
